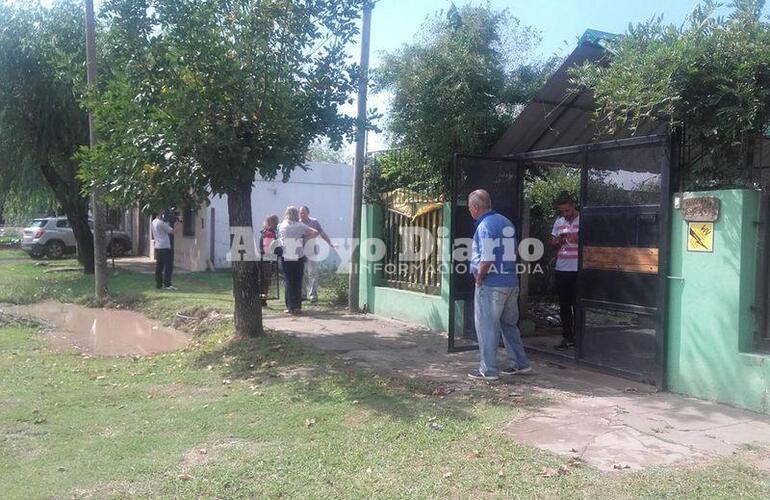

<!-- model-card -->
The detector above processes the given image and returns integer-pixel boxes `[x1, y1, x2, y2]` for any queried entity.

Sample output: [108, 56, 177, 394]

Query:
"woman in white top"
[277, 206, 319, 314]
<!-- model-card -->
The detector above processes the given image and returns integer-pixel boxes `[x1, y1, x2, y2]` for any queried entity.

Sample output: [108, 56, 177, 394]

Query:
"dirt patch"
[171, 306, 232, 335]
[70, 480, 133, 500]
[4, 301, 189, 357]
[179, 438, 253, 471]
[344, 409, 372, 429]
[0, 309, 50, 330]
[2, 426, 47, 462]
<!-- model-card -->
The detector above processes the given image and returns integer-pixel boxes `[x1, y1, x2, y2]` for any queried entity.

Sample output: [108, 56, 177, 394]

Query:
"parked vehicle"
[21, 217, 132, 259]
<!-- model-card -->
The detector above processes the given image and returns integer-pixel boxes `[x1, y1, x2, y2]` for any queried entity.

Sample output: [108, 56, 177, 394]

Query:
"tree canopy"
[83, 0, 365, 337]
[0, 0, 95, 270]
[374, 5, 557, 196]
[571, 0, 770, 187]
[82, 0, 364, 210]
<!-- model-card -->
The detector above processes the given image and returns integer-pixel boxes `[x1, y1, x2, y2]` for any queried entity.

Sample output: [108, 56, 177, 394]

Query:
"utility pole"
[348, 1, 373, 313]
[85, 0, 108, 299]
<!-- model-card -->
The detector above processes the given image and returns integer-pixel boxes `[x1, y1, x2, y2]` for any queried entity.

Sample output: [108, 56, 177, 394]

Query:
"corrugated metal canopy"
[491, 35, 665, 157]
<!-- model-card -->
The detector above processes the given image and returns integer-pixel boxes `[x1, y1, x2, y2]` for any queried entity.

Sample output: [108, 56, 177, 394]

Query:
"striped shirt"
[552, 215, 580, 272]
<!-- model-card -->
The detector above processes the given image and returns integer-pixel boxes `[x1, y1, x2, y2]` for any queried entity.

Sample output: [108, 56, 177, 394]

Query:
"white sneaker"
[164, 285, 177, 291]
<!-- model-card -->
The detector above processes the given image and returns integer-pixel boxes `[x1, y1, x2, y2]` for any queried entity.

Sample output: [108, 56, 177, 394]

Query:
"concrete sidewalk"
[265, 312, 770, 472]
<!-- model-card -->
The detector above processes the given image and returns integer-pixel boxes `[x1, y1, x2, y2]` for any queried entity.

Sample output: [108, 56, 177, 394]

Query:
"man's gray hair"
[284, 206, 300, 222]
[468, 189, 492, 210]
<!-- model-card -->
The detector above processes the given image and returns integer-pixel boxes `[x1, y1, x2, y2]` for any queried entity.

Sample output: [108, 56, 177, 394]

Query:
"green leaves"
[82, 0, 364, 209]
[0, 0, 90, 222]
[571, 0, 770, 187]
[375, 5, 554, 196]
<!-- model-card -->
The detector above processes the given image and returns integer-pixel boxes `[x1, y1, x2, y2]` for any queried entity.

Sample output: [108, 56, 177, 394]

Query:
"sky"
[368, 0, 717, 64]
[16, 0, 768, 156]
[359, 0, 770, 153]
[360, 0, 726, 152]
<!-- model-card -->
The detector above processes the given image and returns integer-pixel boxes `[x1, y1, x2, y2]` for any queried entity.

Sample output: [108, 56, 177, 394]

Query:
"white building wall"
[173, 207, 211, 272]
[207, 162, 353, 270]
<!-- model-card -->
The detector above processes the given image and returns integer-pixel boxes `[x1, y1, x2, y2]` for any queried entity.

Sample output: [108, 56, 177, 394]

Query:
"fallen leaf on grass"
[431, 386, 454, 397]
[305, 418, 316, 428]
[178, 473, 193, 481]
[612, 463, 631, 470]
[538, 465, 569, 478]
[443, 472, 453, 479]
[568, 456, 583, 467]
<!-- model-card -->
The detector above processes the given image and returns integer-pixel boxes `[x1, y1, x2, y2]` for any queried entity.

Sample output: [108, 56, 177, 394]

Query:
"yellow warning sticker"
[687, 222, 714, 253]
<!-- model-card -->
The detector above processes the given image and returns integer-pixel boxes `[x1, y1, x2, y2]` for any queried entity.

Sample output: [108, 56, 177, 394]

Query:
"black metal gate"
[449, 135, 672, 386]
[575, 137, 671, 386]
[448, 155, 522, 352]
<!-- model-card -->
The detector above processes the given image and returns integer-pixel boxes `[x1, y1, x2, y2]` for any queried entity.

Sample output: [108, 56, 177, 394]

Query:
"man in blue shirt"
[467, 189, 531, 380]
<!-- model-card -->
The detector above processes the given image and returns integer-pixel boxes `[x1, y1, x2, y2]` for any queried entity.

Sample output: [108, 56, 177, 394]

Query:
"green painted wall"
[667, 189, 770, 413]
[358, 203, 451, 331]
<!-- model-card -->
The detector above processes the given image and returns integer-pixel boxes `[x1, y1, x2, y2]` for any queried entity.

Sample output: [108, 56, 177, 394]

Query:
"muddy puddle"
[4, 301, 189, 356]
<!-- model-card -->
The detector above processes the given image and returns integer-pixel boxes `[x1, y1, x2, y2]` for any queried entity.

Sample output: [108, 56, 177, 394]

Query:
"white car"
[21, 217, 132, 259]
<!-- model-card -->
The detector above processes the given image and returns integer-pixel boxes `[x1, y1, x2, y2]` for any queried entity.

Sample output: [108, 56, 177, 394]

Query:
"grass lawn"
[0, 249, 768, 498]
[0, 252, 344, 320]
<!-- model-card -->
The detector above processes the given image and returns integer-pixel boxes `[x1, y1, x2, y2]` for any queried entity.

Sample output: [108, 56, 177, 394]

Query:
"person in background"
[259, 215, 279, 307]
[550, 191, 580, 351]
[299, 205, 332, 304]
[151, 211, 179, 291]
[467, 189, 531, 381]
[278, 206, 319, 314]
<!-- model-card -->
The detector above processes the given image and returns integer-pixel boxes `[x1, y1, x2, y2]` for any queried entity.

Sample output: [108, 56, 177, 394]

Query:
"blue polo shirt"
[471, 211, 518, 288]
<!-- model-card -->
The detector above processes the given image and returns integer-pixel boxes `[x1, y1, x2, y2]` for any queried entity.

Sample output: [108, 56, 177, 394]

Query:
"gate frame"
[449, 134, 675, 389]
[448, 153, 523, 352]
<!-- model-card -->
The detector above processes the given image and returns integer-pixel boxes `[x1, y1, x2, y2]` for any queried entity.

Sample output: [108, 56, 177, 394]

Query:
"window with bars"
[182, 207, 196, 237]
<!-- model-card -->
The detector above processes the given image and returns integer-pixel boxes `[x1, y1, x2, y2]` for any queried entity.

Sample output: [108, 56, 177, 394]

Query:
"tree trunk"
[227, 178, 263, 337]
[38, 162, 95, 274]
[68, 208, 95, 275]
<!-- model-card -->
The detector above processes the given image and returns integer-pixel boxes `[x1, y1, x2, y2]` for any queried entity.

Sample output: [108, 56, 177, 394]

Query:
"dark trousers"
[282, 258, 305, 311]
[155, 248, 174, 288]
[554, 270, 577, 342]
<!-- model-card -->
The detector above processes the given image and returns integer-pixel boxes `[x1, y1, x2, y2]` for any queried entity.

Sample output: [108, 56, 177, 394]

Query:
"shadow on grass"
[190, 324, 549, 425]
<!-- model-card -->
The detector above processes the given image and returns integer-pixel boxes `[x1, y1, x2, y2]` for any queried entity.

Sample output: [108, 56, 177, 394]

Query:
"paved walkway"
[265, 312, 770, 472]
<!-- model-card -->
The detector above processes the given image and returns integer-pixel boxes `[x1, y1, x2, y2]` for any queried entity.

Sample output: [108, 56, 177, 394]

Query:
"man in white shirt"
[278, 206, 319, 314]
[299, 206, 332, 304]
[550, 192, 580, 351]
[152, 212, 179, 290]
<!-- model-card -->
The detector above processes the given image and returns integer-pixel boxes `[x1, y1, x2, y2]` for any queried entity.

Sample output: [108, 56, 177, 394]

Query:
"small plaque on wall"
[682, 196, 720, 222]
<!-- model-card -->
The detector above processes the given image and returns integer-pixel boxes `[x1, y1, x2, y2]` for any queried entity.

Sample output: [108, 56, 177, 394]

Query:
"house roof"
[490, 29, 665, 157]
